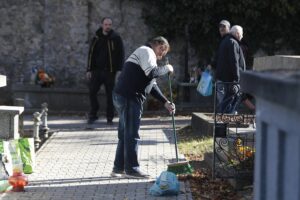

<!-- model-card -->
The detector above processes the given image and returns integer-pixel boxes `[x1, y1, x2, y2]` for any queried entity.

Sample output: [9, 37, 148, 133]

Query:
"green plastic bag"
[18, 138, 35, 174]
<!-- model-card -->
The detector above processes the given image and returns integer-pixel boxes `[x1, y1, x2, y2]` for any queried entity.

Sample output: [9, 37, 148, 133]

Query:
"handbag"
[197, 69, 213, 96]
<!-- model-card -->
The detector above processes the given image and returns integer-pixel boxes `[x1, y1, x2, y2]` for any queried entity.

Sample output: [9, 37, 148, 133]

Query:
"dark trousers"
[89, 70, 115, 121]
[112, 92, 143, 172]
[216, 81, 242, 114]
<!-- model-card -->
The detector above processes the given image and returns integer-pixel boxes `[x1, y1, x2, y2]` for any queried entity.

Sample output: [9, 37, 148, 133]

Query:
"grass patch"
[177, 125, 213, 161]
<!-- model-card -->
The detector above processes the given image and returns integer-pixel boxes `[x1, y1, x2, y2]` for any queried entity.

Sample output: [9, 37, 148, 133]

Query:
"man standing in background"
[86, 17, 124, 125]
[218, 20, 231, 38]
[211, 19, 231, 70]
[215, 25, 246, 113]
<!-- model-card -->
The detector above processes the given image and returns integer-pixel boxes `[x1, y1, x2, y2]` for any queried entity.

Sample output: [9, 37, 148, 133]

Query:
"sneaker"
[111, 169, 125, 178]
[125, 167, 150, 179]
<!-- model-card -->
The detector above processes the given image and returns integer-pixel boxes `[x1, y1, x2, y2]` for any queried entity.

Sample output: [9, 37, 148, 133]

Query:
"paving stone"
[1, 116, 193, 200]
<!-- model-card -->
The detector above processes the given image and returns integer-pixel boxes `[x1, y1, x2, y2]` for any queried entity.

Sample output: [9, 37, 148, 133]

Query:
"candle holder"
[8, 169, 28, 192]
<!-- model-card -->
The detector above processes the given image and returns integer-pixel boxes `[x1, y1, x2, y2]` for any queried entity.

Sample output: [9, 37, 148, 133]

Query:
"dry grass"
[177, 125, 213, 160]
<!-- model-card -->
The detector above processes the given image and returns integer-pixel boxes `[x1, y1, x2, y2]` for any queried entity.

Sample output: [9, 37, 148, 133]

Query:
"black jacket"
[211, 33, 230, 70]
[87, 28, 124, 73]
[215, 35, 245, 82]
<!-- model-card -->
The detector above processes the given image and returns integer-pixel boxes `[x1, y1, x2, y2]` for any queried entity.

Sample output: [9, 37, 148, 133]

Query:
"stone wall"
[0, 0, 189, 87]
[0, 0, 44, 83]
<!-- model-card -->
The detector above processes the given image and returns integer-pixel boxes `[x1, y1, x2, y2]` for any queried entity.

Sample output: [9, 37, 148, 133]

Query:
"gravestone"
[12, 84, 104, 114]
[241, 55, 300, 200]
[0, 75, 6, 87]
[253, 55, 300, 71]
[0, 74, 24, 139]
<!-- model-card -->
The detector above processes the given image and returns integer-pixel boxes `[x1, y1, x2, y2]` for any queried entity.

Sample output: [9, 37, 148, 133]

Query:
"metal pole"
[168, 74, 179, 162]
[184, 24, 190, 82]
[184, 24, 190, 102]
[33, 112, 41, 149]
[41, 103, 49, 138]
[212, 82, 217, 179]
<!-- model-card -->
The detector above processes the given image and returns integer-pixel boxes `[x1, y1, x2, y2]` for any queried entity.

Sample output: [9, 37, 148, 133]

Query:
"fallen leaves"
[177, 125, 252, 200]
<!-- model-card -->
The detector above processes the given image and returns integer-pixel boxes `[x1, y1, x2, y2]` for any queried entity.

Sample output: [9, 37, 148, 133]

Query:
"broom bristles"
[167, 161, 189, 167]
[167, 161, 194, 175]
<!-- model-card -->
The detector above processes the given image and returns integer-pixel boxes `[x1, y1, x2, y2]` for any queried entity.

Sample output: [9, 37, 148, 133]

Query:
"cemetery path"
[2, 115, 193, 200]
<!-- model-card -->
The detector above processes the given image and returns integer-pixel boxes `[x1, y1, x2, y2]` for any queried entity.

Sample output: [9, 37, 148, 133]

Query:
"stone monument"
[0, 74, 24, 139]
[241, 55, 300, 200]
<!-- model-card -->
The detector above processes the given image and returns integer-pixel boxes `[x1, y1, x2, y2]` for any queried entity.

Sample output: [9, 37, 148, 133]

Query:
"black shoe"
[111, 169, 125, 177]
[107, 120, 113, 125]
[87, 116, 98, 124]
[125, 167, 150, 179]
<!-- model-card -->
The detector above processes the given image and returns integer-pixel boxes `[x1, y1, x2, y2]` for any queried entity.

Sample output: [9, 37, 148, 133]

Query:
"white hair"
[230, 25, 243, 35]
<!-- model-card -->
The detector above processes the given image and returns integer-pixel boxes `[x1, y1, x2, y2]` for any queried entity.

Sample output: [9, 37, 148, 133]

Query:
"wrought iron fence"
[212, 81, 256, 183]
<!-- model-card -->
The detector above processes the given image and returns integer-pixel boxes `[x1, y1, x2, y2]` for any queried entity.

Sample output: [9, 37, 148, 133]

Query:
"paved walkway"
[1, 115, 193, 200]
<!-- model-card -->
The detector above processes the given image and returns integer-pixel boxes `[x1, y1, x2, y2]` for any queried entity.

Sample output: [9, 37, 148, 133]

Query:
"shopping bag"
[149, 171, 180, 196]
[18, 138, 35, 174]
[197, 70, 213, 96]
[0, 140, 9, 179]
[2, 140, 23, 176]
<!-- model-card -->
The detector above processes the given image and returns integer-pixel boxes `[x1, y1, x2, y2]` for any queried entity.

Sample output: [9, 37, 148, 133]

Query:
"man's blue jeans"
[112, 92, 143, 172]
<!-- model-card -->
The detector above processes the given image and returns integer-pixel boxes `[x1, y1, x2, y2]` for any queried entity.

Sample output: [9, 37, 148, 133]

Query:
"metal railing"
[33, 103, 50, 149]
[212, 81, 256, 185]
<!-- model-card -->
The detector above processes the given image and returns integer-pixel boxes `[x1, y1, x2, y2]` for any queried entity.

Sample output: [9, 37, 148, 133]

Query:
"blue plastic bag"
[149, 171, 180, 196]
[197, 69, 213, 96]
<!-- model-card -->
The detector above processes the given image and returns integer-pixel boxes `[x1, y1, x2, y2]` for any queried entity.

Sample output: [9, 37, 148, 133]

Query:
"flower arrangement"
[227, 138, 255, 172]
[36, 69, 55, 88]
[235, 138, 255, 161]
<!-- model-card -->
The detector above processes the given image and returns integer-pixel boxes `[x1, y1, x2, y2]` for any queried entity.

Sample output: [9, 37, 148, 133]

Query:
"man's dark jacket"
[215, 34, 245, 82]
[87, 28, 124, 73]
[211, 33, 230, 70]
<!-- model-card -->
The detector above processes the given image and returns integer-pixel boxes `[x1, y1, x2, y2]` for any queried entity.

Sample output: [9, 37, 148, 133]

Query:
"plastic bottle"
[30, 67, 38, 84]
[0, 180, 10, 193]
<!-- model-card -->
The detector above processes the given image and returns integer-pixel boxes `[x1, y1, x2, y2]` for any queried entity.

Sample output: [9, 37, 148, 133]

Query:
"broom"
[166, 65, 193, 175]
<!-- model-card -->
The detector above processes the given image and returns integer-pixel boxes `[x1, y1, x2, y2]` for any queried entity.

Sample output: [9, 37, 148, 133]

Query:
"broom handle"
[168, 73, 179, 162]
